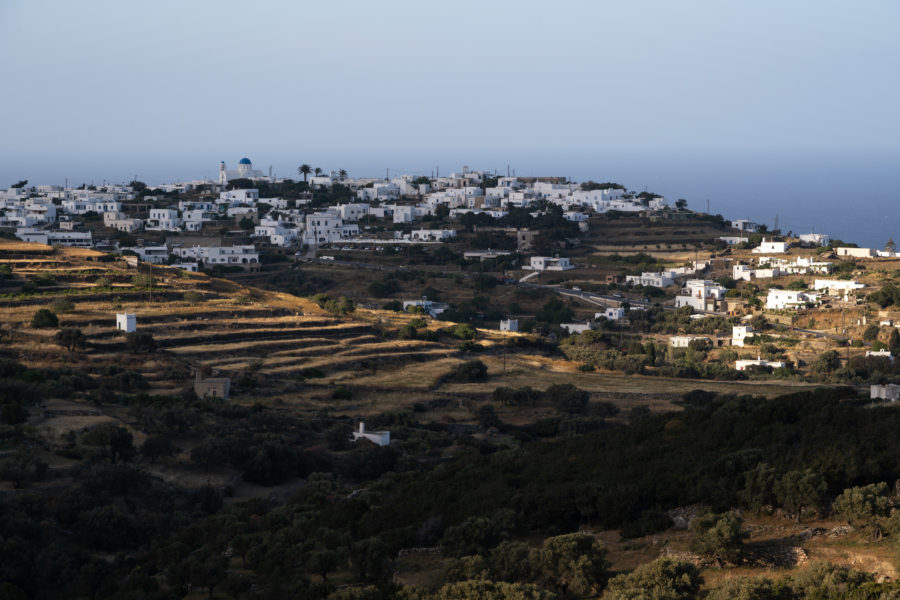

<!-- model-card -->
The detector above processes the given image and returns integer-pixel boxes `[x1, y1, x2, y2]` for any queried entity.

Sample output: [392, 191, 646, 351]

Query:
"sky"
[1, 0, 898, 243]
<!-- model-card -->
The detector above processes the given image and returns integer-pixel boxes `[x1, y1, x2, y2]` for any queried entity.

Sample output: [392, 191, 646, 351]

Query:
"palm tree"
[314, 167, 323, 177]
[297, 164, 311, 183]
[338, 169, 347, 180]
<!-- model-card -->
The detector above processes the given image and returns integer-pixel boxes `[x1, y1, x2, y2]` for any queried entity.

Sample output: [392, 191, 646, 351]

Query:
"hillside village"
[5, 165, 900, 599]
[4, 161, 900, 389]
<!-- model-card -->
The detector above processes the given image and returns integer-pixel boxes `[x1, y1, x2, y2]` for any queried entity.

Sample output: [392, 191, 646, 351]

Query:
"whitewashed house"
[304, 211, 343, 245]
[731, 219, 762, 232]
[626, 271, 676, 288]
[219, 189, 259, 204]
[766, 289, 817, 310]
[596, 307, 625, 321]
[129, 245, 169, 264]
[866, 349, 894, 362]
[500, 319, 518, 332]
[669, 335, 710, 348]
[674, 280, 727, 312]
[733, 264, 754, 282]
[799, 232, 830, 246]
[736, 358, 785, 371]
[16, 227, 93, 247]
[402, 299, 449, 317]
[146, 208, 182, 231]
[528, 256, 573, 271]
[813, 280, 865, 293]
[407, 229, 456, 241]
[752, 238, 789, 254]
[732, 325, 754, 347]
[338, 203, 370, 221]
[561, 322, 592, 334]
[175, 245, 259, 265]
[103, 211, 143, 232]
[871, 384, 900, 401]
[352, 422, 390, 446]
[837, 247, 876, 258]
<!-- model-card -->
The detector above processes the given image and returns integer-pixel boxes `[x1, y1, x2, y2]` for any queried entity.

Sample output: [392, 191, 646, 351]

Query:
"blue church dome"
[239, 157, 252, 165]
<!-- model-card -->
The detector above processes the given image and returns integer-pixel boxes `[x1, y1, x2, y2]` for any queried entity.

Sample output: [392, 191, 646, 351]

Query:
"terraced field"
[0, 241, 472, 406]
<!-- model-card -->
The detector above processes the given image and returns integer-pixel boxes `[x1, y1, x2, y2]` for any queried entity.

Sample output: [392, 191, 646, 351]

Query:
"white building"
[866, 349, 894, 362]
[391, 205, 415, 224]
[116, 313, 136, 333]
[402, 299, 449, 317]
[781, 257, 833, 275]
[752, 238, 789, 254]
[129, 245, 170, 264]
[669, 335, 710, 348]
[528, 256, 573, 271]
[871, 384, 900, 401]
[766, 289, 817, 310]
[736, 358, 785, 371]
[146, 208, 182, 231]
[218, 158, 266, 182]
[674, 280, 727, 312]
[219, 188, 259, 204]
[595, 307, 625, 321]
[406, 229, 456, 241]
[798, 232, 830, 246]
[561, 322, 592, 334]
[500, 319, 518, 332]
[253, 218, 299, 247]
[175, 245, 259, 265]
[352, 422, 390, 446]
[338, 203, 370, 221]
[732, 325, 754, 347]
[626, 271, 676, 288]
[16, 227, 93, 247]
[305, 211, 343, 245]
[837, 247, 876, 258]
[731, 219, 762, 232]
[813, 279, 865, 293]
[733, 264, 754, 282]
[62, 197, 121, 215]
[103, 211, 143, 232]
[357, 182, 400, 202]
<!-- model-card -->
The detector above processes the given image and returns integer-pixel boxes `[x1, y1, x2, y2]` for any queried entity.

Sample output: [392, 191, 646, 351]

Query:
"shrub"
[444, 359, 488, 383]
[331, 386, 353, 400]
[183, 291, 203, 306]
[397, 323, 418, 340]
[31, 308, 58, 328]
[50, 298, 75, 313]
[605, 557, 702, 600]
[54, 328, 86, 352]
[450, 323, 477, 340]
[689, 511, 747, 565]
[125, 331, 156, 353]
[545, 384, 589, 415]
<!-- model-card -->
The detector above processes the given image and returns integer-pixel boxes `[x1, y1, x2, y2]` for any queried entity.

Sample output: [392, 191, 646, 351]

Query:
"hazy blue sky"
[1, 1, 898, 243]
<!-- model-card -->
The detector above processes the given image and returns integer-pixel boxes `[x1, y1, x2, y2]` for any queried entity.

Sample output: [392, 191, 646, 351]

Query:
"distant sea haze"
[4, 149, 897, 249]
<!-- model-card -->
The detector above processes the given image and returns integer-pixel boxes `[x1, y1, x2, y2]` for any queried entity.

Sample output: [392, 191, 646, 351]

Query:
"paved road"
[518, 281, 661, 310]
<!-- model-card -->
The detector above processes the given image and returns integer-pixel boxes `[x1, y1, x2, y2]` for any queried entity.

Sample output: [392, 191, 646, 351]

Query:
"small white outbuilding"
[352, 422, 390, 446]
[116, 313, 136, 333]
